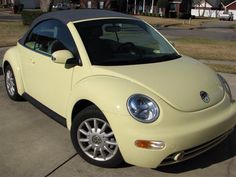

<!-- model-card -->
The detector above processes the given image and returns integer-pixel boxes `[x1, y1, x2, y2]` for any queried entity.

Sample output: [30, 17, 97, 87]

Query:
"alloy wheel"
[77, 118, 118, 161]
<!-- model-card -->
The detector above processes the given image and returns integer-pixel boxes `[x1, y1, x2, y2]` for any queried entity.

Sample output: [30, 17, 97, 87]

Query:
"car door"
[20, 19, 79, 117]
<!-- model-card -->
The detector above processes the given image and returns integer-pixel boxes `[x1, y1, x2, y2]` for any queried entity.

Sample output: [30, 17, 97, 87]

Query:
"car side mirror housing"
[51, 50, 74, 64]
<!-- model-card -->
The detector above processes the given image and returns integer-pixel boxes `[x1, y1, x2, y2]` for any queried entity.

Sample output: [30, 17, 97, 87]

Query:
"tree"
[157, 0, 169, 8]
[181, 0, 192, 17]
[40, 0, 54, 12]
[158, 0, 169, 17]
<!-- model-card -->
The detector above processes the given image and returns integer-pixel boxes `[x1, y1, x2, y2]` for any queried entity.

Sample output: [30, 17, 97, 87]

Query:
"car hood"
[92, 56, 224, 112]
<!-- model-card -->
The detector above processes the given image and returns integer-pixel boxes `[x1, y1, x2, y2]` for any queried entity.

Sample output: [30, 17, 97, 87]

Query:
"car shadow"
[0, 66, 3, 76]
[156, 128, 236, 173]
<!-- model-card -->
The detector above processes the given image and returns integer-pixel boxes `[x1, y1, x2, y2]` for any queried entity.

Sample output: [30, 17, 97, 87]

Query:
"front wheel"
[71, 105, 124, 168]
[4, 65, 23, 101]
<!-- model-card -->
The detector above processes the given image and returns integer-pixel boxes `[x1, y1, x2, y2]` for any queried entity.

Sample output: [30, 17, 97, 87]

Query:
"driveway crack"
[45, 153, 78, 177]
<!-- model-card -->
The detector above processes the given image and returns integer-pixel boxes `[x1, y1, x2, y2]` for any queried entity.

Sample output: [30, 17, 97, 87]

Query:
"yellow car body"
[2, 10, 236, 168]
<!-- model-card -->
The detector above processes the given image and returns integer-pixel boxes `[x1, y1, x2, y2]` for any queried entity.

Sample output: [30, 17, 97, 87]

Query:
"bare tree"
[201, 0, 207, 17]
[40, 0, 54, 12]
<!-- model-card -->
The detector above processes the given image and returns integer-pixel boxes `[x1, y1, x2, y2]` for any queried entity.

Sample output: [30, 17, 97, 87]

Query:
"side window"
[25, 20, 77, 56]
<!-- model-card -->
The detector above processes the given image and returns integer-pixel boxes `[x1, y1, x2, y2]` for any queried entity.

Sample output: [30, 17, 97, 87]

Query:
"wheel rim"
[77, 118, 118, 161]
[6, 70, 16, 96]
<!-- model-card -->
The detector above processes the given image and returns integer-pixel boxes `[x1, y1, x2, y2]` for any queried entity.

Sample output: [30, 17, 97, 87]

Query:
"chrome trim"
[127, 94, 160, 123]
[218, 74, 233, 102]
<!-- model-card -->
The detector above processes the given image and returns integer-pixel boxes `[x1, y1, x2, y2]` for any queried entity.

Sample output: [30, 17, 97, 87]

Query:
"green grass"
[0, 21, 28, 47]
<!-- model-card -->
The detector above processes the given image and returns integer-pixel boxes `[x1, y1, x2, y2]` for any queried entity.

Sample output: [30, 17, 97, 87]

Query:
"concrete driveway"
[0, 59, 236, 176]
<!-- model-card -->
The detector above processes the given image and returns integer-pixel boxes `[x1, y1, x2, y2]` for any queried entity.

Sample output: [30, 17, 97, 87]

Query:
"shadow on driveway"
[156, 128, 236, 173]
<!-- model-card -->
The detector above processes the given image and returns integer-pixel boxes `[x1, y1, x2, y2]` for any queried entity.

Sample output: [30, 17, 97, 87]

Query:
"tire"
[71, 105, 124, 168]
[4, 65, 23, 101]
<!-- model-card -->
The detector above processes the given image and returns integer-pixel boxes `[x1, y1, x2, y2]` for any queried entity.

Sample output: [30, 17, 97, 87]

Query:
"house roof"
[225, 0, 236, 7]
[32, 9, 136, 26]
[193, 0, 221, 8]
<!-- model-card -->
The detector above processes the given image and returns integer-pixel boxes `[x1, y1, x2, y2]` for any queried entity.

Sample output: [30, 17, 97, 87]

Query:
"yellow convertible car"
[2, 9, 236, 168]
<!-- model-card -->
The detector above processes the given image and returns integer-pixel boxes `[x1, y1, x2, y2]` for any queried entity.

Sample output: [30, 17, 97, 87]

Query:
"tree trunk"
[142, 0, 145, 13]
[202, 0, 206, 17]
[150, 0, 154, 13]
[134, 0, 136, 14]
[40, 0, 54, 12]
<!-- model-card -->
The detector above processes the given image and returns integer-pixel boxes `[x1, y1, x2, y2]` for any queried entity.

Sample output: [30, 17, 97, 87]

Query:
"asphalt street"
[0, 11, 21, 21]
[158, 21, 236, 41]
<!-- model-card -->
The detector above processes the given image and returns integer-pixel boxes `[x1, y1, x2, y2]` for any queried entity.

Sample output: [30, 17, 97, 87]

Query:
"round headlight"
[217, 74, 232, 101]
[127, 94, 160, 123]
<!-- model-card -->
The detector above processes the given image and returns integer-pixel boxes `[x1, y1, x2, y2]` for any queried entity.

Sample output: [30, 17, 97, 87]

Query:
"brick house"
[223, 0, 236, 20]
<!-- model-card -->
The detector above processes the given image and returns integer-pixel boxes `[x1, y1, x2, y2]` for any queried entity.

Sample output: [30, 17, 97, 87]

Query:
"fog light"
[173, 151, 185, 161]
[135, 140, 165, 150]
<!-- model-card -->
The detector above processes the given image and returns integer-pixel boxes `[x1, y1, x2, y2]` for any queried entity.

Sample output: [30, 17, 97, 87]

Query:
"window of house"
[169, 3, 176, 11]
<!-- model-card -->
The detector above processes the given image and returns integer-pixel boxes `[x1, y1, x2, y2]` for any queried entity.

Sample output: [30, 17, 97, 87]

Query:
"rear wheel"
[4, 65, 23, 101]
[71, 105, 124, 168]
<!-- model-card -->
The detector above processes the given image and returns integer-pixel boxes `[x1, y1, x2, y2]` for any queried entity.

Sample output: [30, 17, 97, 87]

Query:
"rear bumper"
[104, 97, 236, 168]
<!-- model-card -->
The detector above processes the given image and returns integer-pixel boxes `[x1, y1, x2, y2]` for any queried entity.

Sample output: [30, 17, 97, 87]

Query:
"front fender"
[3, 46, 24, 95]
[65, 76, 161, 129]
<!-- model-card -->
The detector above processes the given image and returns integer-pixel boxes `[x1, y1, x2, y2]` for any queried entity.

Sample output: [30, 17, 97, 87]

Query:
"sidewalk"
[0, 8, 21, 22]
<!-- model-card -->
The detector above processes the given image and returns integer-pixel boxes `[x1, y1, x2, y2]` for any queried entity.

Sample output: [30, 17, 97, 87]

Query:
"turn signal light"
[135, 140, 165, 150]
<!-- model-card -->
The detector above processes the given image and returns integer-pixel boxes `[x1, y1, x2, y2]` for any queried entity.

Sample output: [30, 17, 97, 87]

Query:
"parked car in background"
[219, 11, 234, 21]
[53, 3, 70, 10]
[2, 9, 236, 168]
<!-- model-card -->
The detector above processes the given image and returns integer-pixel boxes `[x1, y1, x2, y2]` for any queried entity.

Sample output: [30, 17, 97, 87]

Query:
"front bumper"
[104, 95, 236, 168]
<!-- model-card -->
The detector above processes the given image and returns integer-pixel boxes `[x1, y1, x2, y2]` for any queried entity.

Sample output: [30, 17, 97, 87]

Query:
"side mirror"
[51, 50, 74, 64]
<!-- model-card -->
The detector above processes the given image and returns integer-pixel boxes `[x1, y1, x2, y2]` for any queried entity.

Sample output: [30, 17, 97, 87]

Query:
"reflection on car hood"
[92, 56, 224, 112]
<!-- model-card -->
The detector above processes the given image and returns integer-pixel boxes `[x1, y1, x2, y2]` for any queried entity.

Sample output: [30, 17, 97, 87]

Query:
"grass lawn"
[173, 37, 236, 61]
[207, 63, 236, 74]
[0, 21, 27, 47]
[135, 15, 217, 28]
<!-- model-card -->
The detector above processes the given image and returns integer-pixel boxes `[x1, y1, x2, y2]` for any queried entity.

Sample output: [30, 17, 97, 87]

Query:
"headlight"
[127, 94, 160, 123]
[217, 74, 233, 101]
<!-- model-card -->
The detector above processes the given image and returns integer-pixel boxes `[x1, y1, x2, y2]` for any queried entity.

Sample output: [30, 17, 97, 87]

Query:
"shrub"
[21, 9, 44, 25]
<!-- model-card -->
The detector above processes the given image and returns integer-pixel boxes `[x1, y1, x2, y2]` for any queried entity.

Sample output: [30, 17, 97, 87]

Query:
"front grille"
[160, 129, 233, 166]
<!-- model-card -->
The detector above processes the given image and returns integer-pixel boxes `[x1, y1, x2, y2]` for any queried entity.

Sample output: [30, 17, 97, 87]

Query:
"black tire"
[71, 105, 124, 168]
[4, 65, 23, 101]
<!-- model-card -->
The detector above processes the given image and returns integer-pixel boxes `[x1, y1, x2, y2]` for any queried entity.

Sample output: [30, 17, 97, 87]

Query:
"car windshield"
[75, 19, 181, 66]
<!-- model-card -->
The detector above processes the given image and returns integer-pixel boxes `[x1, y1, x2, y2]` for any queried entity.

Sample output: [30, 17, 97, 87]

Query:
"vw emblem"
[200, 91, 210, 103]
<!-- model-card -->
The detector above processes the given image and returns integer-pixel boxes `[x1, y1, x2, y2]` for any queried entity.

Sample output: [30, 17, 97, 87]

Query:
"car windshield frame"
[74, 18, 181, 66]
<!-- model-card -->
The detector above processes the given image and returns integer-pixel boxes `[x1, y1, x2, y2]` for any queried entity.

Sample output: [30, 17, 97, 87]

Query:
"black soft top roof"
[19, 9, 138, 44]
[33, 9, 137, 25]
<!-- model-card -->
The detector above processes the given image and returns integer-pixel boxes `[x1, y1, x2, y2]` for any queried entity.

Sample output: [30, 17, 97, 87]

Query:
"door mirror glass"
[51, 50, 74, 64]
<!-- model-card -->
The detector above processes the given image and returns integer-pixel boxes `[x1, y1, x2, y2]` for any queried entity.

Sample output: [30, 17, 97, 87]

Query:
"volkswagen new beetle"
[2, 9, 236, 168]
